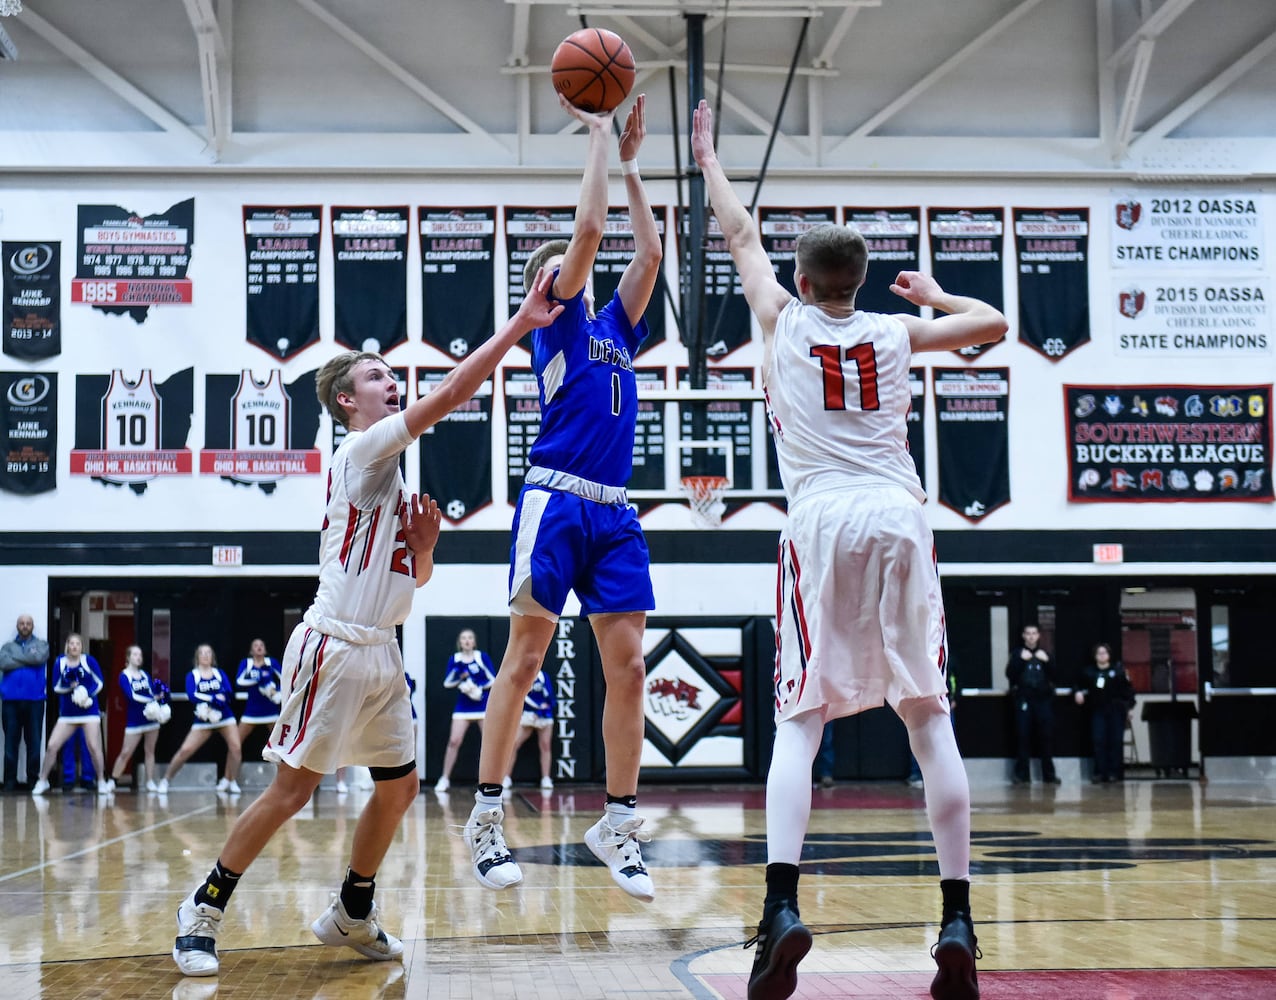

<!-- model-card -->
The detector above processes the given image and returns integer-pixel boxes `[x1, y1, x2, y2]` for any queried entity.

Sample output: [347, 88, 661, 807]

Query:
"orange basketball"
[551, 28, 636, 114]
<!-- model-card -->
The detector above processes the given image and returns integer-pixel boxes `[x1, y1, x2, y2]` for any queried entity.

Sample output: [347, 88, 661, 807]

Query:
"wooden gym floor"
[0, 776, 1274, 999]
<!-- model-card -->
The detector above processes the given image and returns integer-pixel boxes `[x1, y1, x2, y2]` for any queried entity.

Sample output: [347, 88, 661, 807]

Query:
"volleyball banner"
[73, 199, 194, 322]
[934, 367, 1010, 520]
[244, 206, 321, 360]
[199, 370, 323, 491]
[928, 208, 1006, 358]
[845, 207, 922, 315]
[3, 241, 60, 359]
[332, 206, 408, 354]
[0, 371, 56, 495]
[594, 205, 667, 355]
[417, 368, 493, 523]
[420, 207, 495, 359]
[1015, 208, 1090, 360]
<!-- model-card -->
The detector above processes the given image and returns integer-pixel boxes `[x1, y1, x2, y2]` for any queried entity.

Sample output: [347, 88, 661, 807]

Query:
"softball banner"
[1066, 384, 1272, 503]
[505, 207, 574, 353]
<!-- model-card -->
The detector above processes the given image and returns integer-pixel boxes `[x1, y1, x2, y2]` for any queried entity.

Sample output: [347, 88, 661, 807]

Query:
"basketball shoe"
[745, 900, 812, 1000]
[464, 801, 522, 888]
[173, 892, 222, 976]
[930, 912, 980, 1000]
[584, 812, 654, 901]
[311, 895, 403, 961]
[31, 778, 50, 796]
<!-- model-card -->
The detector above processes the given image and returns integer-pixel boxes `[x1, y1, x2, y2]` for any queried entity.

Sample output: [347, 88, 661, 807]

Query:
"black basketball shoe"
[930, 911, 980, 1000]
[745, 901, 812, 1000]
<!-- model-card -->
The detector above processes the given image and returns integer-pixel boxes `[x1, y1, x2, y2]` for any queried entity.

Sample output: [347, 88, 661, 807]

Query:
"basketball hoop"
[680, 474, 728, 528]
[0, 1, 21, 16]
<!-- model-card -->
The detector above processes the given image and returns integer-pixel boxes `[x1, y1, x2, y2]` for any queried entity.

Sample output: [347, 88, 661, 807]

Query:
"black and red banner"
[677, 207, 751, 358]
[3, 242, 60, 359]
[0, 371, 56, 495]
[594, 206, 667, 355]
[420, 207, 496, 359]
[934, 367, 1010, 521]
[332, 206, 408, 355]
[244, 206, 321, 359]
[1066, 384, 1272, 502]
[200, 370, 322, 492]
[504, 368, 541, 504]
[928, 208, 1006, 358]
[417, 368, 493, 523]
[845, 207, 922, 315]
[1015, 208, 1090, 360]
[907, 366, 926, 487]
[74, 199, 194, 322]
[505, 207, 574, 353]
[759, 207, 836, 298]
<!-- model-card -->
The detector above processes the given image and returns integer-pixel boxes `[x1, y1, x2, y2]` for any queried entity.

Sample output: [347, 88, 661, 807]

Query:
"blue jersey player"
[465, 93, 662, 902]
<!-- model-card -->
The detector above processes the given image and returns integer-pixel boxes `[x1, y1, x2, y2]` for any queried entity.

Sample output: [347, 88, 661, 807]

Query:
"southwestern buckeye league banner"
[845, 207, 922, 316]
[74, 199, 194, 322]
[934, 367, 1010, 521]
[4, 242, 60, 359]
[331, 206, 408, 354]
[0, 371, 56, 495]
[244, 206, 321, 359]
[417, 368, 493, 523]
[200, 370, 322, 492]
[928, 208, 1006, 358]
[420, 207, 495, 359]
[1066, 384, 1272, 503]
[1015, 208, 1090, 360]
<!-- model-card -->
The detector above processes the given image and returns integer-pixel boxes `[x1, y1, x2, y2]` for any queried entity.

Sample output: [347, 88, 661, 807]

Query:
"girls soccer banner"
[505, 207, 574, 352]
[934, 368, 1010, 521]
[331, 206, 408, 354]
[760, 206, 836, 298]
[928, 208, 1006, 358]
[420, 207, 495, 359]
[0, 371, 56, 494]
[845, 207, 921, 315]
[73, 198, 194, 322]
[416, 368, 493, 523]
[1015, 208, 1090, 360]
[594, 206, 667, 355]
[1113, 277, 1271, 358]
[244, 206, 321, 360]
[907, 367, 926, 486]
[1066, 384, 1272, 503]
[1112, 193, 1263, 269]
[677, 207, 751, 358]
[3, 242, 60, 359]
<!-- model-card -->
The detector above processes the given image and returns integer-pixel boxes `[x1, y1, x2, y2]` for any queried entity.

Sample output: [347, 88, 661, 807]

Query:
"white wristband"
[620, 159, 639, 176]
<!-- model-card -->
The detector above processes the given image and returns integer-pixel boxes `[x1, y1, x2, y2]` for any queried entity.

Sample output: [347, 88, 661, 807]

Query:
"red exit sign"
[1093, 543, 1124, 564]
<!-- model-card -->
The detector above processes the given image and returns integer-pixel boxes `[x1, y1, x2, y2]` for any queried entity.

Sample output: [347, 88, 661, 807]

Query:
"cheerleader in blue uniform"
[235, 638, 283, 744]
[32, 633, 112, 796]
[109, 644, 170, 791]
[507, 667, 556, 791]
[160, 644, 243, 794]
[432, 629, 495, 793]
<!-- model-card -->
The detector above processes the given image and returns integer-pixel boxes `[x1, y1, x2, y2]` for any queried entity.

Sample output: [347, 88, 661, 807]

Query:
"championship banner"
[845, 207, 921, 315]
[1113, 277, 1271, 358]
[199, 370, 323, 492]
[73, 199, 194, 322]
[0, 371, 56, 494]
[504, 368, 541, 504]
[420, 207, 495, 359]
[630, 369, 668, 494]
[244, 206, 321, 359]
[332, 206, 408, 354]
[593, 206, 667, 355]
[3, 241, 60, 359]
[1015, 208, 1090, 360]
[71, 368, 194, 493]
[417, 368, 493, 523]
[907, 366, 926, 486]
[934, 367, 1010, 521]
[676, 366, 755, 493]
[928, 208, 1006, 357]
[1112, 193, 1263, 269]
[1066, 384, 1272, 503]
[677, 207, 751, 358]
[760, 206, 836, 297]
[505, 207, 574, 353]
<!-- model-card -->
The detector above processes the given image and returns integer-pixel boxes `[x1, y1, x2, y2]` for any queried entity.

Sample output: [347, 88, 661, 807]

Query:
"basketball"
[551, 28, 635, 114]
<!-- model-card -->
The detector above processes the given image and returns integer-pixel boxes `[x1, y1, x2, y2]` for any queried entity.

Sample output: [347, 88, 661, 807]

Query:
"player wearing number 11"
[692, 100, 1006, 1000]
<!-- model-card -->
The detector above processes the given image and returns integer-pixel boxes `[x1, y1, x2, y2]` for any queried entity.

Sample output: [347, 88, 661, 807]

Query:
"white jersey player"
[694, 98, 1007, 1000]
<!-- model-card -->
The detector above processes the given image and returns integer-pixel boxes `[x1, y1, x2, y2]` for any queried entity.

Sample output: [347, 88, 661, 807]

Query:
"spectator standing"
[1, 613, 50, 792]
[1007, 624, 1060, 784]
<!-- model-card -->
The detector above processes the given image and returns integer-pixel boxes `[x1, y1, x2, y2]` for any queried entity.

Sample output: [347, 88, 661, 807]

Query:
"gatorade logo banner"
[244, 206, 321, 360]
[760, 207, 836, 297]
[73, 199, 194, 322]
[332, 206, 408, 354]
[934, 367, 1010, 521]
[593, 206, 667, 355]
[420, 207, 495, 359]
[1015, 208, 1090, 360]
[4, 241, 60, 359]
[677, 207, 751, 358]
[0, 371, 56, 495]
[417, 368, 493, 523]
[845, 207, 921, 316]
[907, 366, 926, 487]
[928, 208, 1006, 358]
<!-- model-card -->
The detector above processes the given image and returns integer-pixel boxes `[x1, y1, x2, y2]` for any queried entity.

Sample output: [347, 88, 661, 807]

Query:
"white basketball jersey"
[310, 412, 416, 631]
[102, 369, 159, 452]
[764, 300, 924, 503]
[233, 369, 288, 451]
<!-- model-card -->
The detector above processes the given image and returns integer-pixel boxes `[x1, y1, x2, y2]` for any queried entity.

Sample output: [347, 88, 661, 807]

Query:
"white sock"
[902, 697, 971, 880]
[765, 711, 824, 865]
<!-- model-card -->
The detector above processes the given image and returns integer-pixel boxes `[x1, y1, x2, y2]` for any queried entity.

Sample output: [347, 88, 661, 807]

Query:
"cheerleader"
[109, 645, 170, 791]
[160, 644, 243, 794]
[432, 629, 495, 793]
[507, 667, 556, 791]
[32, 633, 112, 796]
[235, 638, 283, 744]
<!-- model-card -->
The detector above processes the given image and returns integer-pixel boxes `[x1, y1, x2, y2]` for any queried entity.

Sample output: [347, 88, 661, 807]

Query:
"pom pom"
[72, 684, 92, 709]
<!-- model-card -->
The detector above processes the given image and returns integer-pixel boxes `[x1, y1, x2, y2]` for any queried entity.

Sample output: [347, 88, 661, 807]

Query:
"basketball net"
[680, 474, 728, 528]
[0, 1, 22, 16]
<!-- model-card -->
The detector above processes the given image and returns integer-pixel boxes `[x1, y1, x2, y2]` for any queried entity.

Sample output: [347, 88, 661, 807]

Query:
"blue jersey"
[524, 669, 555, 720]
[186, 667, 234, 727]
[53, 655, 103, 720]
[236, 657, 283, 721]
[405, 671, 418, 721]
[119, 668, 159, 731]
[443, 651, 496, 715]
[528, 285, 646, 488]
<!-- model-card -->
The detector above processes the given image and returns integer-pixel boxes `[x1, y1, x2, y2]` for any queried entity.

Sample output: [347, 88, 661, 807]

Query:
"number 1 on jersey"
[810, 343, 880, 411]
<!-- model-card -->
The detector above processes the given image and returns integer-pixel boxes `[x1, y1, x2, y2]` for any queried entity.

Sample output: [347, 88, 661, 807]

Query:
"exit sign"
[212, 545, 243, 567]
[1093, 543, 1124, 564]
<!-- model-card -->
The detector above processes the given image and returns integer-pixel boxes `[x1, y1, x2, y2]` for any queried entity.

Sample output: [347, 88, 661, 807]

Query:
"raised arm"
[555, 95, 614, 300]
[891, 271, 1008, 353]
[614, 95, 662, 328]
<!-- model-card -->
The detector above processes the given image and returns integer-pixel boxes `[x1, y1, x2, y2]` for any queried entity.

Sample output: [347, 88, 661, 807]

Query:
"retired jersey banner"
[244, 206, 321, 359]
[1113, 277, 1271, 358]
[4, 242, 60, 359]
[760, 207, 836, 298]
[199, 370, 322, 492]
[928, 208, 1005, 358]
[1112, 194, 1263, 269]
[332, 206, 408, 354]
[934, 368, 1010, 521]
[1015, 208, 1090, 360]
[677, 207, 751, 359]
[505, 207, 574, 353]
[504, 368, 541, 504]
[420, 207, 495, 359]
[73, 199, 194, 322]
[594, 206, 667, 355]
[0, 371, 56, 494]
[907, 366, 926, 486]
[1066, 385, 1272, 503]
[71, 368, 194, 493]
[845, 207, 921, 316]
[417, 368, 493, 523]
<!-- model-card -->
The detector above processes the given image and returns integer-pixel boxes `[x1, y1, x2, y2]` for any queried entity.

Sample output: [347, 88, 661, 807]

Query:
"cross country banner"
[594, 206, 667, 355]
[503, 368, 541, 504]
[0, 371, 56, 494]
[844, 207, 921, 316]
[419, 207, 495, 359]
[3, 241, 60, 359]
[676, 207, 751, 358]
[1015, 208, 1090, 360]
[1111, 193, 1263, 270]
[417, 368, 493, 523]
[199, 370, 322, 492]
[928, 208, 1006, 358]
[934, 367, 1010, 521]
[1112, 277, 1271, 358]
[1066, 384, 1272, 502]
[71, 368, 194, 493]
[243, 206, 321, 359]
[759, 206, 836, 298]
[331, 206, 408, 354]
[505, 206, 574, 353]
[73, 198, 194, 323]
[907, 366, 926, 487]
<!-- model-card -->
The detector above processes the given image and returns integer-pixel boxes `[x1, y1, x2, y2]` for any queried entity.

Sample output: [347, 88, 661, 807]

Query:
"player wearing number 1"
[692, 101, 1006, 1000]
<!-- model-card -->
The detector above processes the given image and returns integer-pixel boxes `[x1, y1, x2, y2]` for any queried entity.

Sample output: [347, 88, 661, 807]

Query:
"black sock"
[940, 878, 971, 922]
[477, 782, 503, 799]
[763, 862, 800, 917]
[195, 860, 242, 910]
[606, 793, 637, 809]
[341, 867, 377, 921]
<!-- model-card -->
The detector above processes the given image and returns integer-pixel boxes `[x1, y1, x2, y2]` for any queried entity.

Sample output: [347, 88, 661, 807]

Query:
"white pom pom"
[72, 684, 92, 709]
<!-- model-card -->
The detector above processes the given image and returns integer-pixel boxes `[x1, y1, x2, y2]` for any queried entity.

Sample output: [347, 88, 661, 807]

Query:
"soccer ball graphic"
[449, 338, 469, 357]
[446, 499, 467, 520]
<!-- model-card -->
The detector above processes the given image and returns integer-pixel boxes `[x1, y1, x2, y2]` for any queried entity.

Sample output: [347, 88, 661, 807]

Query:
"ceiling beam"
[1112, 36, 1154, 159]
[1107, 0, 1194, 68]
[1097, 0, 1115, 151]
[180, 0, 228, 158]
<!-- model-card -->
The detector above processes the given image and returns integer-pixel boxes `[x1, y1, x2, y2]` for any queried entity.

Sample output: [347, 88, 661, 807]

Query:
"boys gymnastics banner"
[419, 207, 495, 359]
[331, 206, 409, 355]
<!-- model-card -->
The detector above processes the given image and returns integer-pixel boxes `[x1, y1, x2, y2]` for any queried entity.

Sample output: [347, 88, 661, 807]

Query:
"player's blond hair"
[522, 239, 570, 292]
[316, 350, 385, 429]
[795, 224, 869, 302]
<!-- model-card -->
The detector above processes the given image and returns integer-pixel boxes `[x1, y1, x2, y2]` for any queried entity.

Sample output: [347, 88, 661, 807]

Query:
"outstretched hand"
[559, 92, 614, 132]
[517, 266, 566, 329]
[400, 493, 441, 556]
[889, 270, 944, 308]
[690, 98, 716, 168]
[618, 93, 646, 161]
